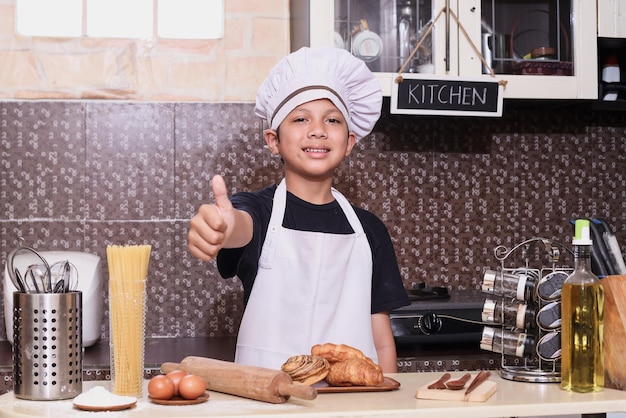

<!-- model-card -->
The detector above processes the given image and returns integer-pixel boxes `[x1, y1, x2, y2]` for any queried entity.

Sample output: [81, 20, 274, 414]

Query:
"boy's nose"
[308, 122, 327, 138]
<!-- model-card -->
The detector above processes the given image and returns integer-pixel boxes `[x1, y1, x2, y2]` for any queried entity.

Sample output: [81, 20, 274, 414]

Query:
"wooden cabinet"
[291, 0, 598, 99]
[598, 0, 626, 38]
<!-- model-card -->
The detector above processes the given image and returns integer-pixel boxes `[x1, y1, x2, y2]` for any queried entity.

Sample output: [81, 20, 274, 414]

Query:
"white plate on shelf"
[351, 30, 383, 62]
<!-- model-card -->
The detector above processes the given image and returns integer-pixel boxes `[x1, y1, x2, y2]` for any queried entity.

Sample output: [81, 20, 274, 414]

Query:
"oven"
[390, 285, 487, 345]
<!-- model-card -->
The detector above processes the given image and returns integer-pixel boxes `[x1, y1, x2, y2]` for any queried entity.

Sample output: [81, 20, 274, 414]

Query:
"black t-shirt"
[216, 184, 410, 314]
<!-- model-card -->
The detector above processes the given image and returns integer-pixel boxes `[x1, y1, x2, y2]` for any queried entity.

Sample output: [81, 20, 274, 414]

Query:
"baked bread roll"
[325, 357, 384, 387]
[281, 355, 330, 386]
[311, 343, 384, 387]
[311, 343, 369, 364]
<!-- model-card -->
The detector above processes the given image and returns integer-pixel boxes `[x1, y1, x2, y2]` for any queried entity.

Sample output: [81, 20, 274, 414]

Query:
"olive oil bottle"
[561, 219, 604, 392]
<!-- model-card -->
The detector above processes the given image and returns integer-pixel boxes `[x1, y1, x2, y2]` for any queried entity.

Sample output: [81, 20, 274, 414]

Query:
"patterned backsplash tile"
[1, 100, 625, 341]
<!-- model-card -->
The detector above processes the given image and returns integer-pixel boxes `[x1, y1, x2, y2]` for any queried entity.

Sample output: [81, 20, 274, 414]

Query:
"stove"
[391, 286, 487, 345]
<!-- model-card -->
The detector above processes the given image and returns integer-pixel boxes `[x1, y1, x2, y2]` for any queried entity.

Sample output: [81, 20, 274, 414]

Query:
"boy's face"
[264, 99, 357, 180]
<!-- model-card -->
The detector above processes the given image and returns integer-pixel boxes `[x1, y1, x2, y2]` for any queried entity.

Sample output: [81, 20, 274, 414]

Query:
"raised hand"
[187, 175, 238, 261]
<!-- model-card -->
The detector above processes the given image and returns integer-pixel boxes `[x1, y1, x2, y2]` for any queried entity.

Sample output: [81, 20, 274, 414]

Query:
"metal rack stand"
[481, 237, 573, 383]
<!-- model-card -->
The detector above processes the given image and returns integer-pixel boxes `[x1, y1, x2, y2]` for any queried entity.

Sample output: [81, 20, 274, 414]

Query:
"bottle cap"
[572, 219, 592, 245]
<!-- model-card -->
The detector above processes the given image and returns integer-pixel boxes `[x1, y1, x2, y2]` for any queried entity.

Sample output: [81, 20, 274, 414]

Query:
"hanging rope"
[395, 7, 508, 88]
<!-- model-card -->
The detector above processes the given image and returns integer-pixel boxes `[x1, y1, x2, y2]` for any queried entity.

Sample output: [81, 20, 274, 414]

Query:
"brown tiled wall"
[1, 100, 625, 341]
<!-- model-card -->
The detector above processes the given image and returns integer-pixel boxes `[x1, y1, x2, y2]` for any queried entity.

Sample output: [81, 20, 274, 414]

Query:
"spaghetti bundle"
[107, 244, 151, 397]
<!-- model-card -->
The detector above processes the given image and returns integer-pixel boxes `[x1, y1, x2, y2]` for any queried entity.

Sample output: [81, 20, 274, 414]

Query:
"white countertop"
[1, 372, 626, 418]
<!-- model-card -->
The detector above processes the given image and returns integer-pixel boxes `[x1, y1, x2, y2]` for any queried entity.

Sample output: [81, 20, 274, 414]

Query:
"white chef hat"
[255, 47, 382, 140]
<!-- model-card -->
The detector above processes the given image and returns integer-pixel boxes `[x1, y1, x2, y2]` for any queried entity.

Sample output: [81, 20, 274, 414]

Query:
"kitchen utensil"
[4, 250, 103, 347]
[7, 246, 51, 293]
[427, 372, 451, 389]
[510, 10, 572, 76]
[12, 268, 27, 293]
[536, 331, 561, 361]
[25, 263, 48, 293]
[334, 32, 345, 49]
[445, 373, 471, 390]
[537, 270, 569, 301]
[49, 260, 79, 293]
[464, 371, 491, 395]
[73, 386, 137, 412]
[149, 392, 210, 405]
[13, 291, 82, 400]
[107, 244, 151, 397]
[74, 401, 137, 412]
[537, 301, 561, 331]
[161, 357, 317, 404]
[416, 373, 497, 402]
[602, 274, 626, 390]
[351, 19, 382, 62]
[109, 278, 147, 397]
[596, 218, 626, 274]
[482, 33, 511, 73]
[315, 377, 400, 393]
[588, 218, 616, 276]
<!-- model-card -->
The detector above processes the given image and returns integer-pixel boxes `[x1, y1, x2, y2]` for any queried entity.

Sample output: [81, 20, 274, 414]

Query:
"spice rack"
[479, 237, 573, 383]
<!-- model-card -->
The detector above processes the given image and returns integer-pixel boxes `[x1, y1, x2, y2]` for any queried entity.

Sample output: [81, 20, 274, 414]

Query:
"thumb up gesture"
[188, 175, 252, 261]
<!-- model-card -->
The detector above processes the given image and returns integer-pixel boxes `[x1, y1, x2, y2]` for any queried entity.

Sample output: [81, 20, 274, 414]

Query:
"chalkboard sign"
[391, 74, 504, 117]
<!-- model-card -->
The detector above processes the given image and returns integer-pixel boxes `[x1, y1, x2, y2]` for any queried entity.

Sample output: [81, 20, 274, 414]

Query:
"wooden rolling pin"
[161, 356, 317, 403]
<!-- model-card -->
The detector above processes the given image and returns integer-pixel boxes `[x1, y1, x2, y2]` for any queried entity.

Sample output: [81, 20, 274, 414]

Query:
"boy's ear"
[264, 129, 280, 155]
[344, 131, 358, 157]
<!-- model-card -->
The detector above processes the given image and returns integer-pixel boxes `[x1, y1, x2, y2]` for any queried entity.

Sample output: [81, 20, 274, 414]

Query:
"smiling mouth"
[303, 148, 330, 153]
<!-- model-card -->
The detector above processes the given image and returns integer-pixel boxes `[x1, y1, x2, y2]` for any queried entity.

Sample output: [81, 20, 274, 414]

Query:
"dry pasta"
[106, 244, 151, 397]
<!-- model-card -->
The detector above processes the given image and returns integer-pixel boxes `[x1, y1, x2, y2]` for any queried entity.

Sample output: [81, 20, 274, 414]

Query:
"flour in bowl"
[73, 385, 136, 408]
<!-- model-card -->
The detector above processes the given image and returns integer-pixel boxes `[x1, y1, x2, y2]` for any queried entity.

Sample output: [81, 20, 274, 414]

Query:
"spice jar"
[482, 269, 536, 302]
[480, 326, 535, 358]
[482, 298, 536, 329]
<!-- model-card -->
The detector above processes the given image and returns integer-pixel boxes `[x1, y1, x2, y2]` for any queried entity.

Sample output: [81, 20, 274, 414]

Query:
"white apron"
[235, 179, 377, 370]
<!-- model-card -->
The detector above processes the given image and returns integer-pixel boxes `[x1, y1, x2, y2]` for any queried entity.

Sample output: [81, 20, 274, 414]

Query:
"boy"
[188, 47, 410, 372]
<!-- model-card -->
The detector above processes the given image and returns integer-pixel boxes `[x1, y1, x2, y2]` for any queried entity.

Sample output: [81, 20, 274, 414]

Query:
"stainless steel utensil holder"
[12, 291, 83, 400]
[480, 237, 573, 383]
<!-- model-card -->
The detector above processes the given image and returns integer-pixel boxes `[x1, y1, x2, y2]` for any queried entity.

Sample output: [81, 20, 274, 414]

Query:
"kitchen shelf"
[291, 0, 598, 99]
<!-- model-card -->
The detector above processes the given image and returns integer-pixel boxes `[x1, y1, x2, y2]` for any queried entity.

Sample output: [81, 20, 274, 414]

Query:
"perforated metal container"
[12, 291, 83, 400]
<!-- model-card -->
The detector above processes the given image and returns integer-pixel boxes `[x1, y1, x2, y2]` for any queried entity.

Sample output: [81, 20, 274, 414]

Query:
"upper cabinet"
[598, 0, 626, 38]
[290, 0, 598, 99]
[597, 1, 626, 103]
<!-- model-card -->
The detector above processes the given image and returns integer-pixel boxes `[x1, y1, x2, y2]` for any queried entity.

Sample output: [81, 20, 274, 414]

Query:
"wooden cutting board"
[416, 374, 497, 402]
[603, 275, 626, 391]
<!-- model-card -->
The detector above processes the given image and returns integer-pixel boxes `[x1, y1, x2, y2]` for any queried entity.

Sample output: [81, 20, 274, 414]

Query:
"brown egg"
[165, 370, 187, 396]
[147, 375, 175, 400]
[178, 374, 206, 400]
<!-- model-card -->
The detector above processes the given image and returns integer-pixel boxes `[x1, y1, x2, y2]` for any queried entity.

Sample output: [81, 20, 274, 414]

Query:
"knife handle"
[464, 371, 491, 395]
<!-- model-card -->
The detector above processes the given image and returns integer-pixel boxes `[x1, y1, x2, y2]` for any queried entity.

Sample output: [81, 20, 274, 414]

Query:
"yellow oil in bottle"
[560, 281, 604, 392]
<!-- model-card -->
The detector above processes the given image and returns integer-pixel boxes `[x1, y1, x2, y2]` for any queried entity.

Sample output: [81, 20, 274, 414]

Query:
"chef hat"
[255, 47, 382, 140]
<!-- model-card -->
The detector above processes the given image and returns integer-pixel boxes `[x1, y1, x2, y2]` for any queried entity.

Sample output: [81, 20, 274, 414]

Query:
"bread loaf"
[311, 343, 369, 364]
[311, 343, 384, 387]
[325, 357, 384, 387]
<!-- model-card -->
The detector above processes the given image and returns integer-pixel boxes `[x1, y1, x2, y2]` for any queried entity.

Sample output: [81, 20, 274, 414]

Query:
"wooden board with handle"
[161, 356, 317, 404]
[604, 275, 626, 391]
[416, 374, 497, 402]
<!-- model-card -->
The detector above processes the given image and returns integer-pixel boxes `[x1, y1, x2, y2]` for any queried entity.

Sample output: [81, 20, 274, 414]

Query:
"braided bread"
[281, 355, 330, 386]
